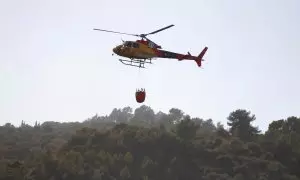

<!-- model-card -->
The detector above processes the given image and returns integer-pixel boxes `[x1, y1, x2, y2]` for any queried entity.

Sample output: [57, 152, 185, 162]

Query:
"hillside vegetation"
[1, 105, 300, 180]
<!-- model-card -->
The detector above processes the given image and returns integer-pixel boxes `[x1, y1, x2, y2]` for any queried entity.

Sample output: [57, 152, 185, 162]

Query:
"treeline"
[0, 105, 300, 180]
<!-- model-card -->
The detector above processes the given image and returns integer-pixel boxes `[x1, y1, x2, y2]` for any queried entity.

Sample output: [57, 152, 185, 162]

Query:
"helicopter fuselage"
[113, 40, 156, 59]
[112, 39, 207, 68]
[94, 24, 208, 68]
[113, 39, 201, 61]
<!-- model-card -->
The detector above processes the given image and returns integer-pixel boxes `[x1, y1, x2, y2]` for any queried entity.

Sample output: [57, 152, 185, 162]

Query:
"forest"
[0, 105, 300, 180]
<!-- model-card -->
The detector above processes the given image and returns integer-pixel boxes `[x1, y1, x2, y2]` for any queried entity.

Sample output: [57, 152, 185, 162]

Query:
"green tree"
[227, 109, 260, 141]
[130, 105, 155, 127]
[175, 116, 199, 141]
[169, 108, 184, 124]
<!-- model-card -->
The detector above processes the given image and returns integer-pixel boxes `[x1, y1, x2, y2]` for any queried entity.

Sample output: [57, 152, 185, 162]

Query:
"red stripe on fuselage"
[153, 49, 195, 60]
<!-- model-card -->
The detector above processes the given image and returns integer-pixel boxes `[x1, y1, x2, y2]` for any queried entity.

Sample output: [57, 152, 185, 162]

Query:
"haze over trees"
[1, 105, 300, 180]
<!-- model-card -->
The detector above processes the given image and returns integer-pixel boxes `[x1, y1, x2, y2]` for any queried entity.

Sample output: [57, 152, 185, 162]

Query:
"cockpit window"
[132, 43, 139, 48]
[123, 42, 128, 46]
[125, 42, 132, 47]
[123, 41, 139, 48]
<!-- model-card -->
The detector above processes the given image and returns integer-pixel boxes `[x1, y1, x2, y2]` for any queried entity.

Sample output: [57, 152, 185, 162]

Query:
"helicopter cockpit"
[122, 41, 139, 48]
[113, 41, 139, 55]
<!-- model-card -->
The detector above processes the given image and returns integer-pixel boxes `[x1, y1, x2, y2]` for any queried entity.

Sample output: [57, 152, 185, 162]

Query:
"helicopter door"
[126, 42, 134, 55]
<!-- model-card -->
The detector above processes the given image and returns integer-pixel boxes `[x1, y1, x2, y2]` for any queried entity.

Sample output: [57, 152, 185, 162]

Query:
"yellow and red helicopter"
[93, 24, 208, 68]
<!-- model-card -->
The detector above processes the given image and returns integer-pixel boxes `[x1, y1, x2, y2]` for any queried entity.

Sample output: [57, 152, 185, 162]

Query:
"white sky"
[0, 0, 299, 131]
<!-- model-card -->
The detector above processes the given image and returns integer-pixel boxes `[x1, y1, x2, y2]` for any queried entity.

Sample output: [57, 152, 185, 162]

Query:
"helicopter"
[93, 24, 208, 68]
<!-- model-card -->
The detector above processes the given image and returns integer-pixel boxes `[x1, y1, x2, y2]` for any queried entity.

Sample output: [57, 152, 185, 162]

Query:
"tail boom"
[155, 46, 208, 67]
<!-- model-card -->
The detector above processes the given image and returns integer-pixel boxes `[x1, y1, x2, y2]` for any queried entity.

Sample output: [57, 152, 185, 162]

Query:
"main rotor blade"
[145, 24, 174, 35]
[93, 28, 139, 37]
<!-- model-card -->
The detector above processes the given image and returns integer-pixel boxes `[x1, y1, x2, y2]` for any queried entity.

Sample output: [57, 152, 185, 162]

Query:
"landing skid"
[119, 58, 153, 68]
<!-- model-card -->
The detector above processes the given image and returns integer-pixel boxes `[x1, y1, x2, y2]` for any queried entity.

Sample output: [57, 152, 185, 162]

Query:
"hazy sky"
[0, 0, 299, 131]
